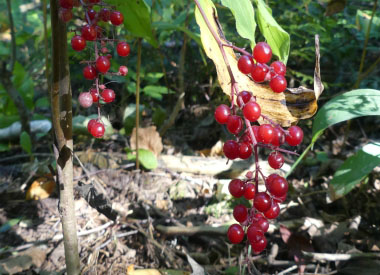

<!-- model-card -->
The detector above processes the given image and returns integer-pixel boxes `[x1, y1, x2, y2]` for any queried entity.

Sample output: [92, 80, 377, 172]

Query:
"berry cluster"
[59, 0, 130, 138]
[237, 42, 287, 93]
[215, 42, 304, 254]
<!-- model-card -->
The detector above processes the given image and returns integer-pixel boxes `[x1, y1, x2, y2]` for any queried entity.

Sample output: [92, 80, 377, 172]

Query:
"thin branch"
[135, 38, 142, 170]
[6, 0, 16, 72]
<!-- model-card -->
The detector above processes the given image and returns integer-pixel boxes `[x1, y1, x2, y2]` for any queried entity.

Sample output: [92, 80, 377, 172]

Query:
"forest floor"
[0, 123, 380, 275]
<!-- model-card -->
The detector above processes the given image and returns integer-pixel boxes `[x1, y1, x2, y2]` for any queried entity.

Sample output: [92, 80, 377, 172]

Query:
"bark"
[50, 0, 80, 274]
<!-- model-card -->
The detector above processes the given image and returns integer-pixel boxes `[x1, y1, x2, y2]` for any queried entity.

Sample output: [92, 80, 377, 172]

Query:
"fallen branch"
[156, 224, 230, 236]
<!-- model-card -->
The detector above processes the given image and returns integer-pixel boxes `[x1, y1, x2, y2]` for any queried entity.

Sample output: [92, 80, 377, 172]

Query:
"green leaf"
[312, 89, 380, 143]
[20, 131, 32, 156]
[11, 62, 34, 110]
[126, 148, 158, 170]
[356, 10, 380, 39]
[0, 143, 10, 152]
[329, 142, 380, 200]
[108, 0, 158, 47]
[220, 0, 256, 48]
[35, 97, 50, 108]
[153, 22, 202, 46]
[254, 0, 290, 63]
[143, 85, 173, 100]
[0, 218, 22, 233]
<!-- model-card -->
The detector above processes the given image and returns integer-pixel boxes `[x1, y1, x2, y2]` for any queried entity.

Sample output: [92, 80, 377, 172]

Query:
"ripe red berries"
[117, 42, 131, 57]
[227, 224, 244, 244]
[243, 102, 261, 122]
[83, 65, 97, 80]
[110, 11, 124, 26]
[286, 126, 304, 146]
[81, 25, 97, 41]
[96, 56, 111, 73]
[237, 55, 254, 74]
[214, 104, 230, 124]
[71, 35, 86, 51]
[253, 42, 272, 64]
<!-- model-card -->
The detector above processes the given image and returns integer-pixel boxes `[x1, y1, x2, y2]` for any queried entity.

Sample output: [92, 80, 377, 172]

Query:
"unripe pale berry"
[78, 92, 93, 108]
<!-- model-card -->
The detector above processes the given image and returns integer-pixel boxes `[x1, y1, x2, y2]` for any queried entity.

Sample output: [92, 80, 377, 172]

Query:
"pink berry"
[228, 179, 245, 198]
[253, 42, 272, 64]
[119, 66, 128, 76]
[243, 102, 261, 122]
[214, 104, 230, 124]
[78, 92, 93, 108]
[227, 224, 245, 244]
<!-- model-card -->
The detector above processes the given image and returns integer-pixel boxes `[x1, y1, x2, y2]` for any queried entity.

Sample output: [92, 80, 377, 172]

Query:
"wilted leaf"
[130, 126, 163, 156]
[194, 0, 320, 127]
[26, 176, 56, 200]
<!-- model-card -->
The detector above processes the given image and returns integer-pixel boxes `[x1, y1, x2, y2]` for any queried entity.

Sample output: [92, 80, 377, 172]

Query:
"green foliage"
[220, 0, 257, 48]
[329, 142, 380, 200]
[312, 89, 380, 142]
[126, 148, 158, 170]
[143, 85, 173, 100]
[356, 10, 380, 39]
[20, 131, 32, 155]
[123, 104, 144, 135]
[253, 0, 290, 64]
[108, 0, 158, 47]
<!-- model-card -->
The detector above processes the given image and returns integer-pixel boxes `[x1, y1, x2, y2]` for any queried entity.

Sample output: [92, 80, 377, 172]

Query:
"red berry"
[110, 11, 124, 26]
[226, 115, 243, 135]
[86, 9, 97, 21]
[96, 56, 111, 73]
[87, 119, 97, 133]
[228, 179, 245, 198]
[214, 104, 230, 124]
[273, 193, 287, 203]
[251, 63, 269, 82]
[223, 140, 239, 160]
[71, 35, 86, 51]
[83, 65, 97, 80]
[237, 55, 254, 74]
[59, 8, 72, 22]
[78, 92, 93, 108]
[233, 204, 248, 223]
[264, 201, 280, 219]
[243, 102, 261, 122]
[119, 66, 128, 76]
[237, 91, 252, 108]
[90, 122, 105, 138]
[252, 216, 269, 232]
[59, 0, 73, 9]
[270, 61, 286, 76]
[90, 88, 99, 102]
[258, 124, 274, 144]
[244, 183, 255, 200]
[268, 151, 285, 169]
[247, 225, 264, 244]
[251, 235, 267, 254]
[254, 192, 271, 212]
[99, 8, 111, 22]
[267, 176, 288, 197]
[286, 126, 304, 146]
[238, 142, 252, 159]
[227, 224, 244, 244]
[101, 89, 115, 103]
[117, 42, 131, 57]
[106, 54, 112, 60]
[253, 42, 272, 64]
[89, 0, 100, 3]
[270, 75, 287, 93]
[81, 25, 97, 41]
[271, 127, 285, 147]
[266, 173, 280, 189]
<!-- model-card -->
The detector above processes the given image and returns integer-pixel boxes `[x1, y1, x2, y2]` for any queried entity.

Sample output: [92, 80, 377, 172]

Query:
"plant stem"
[50, 0, 80, 273]
[135, 38, 142, 170]
[43, 0, 50, 95]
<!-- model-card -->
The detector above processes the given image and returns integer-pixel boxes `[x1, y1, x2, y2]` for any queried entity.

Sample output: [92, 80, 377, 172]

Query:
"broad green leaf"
[108, 0, 158, 47]
[11, 62, 34, 110]
[329, 142, 380, 200]
[221, 0, 256, 48]
[20, 131, 32, 155]
[35, 97, 50, 108]
[123, 104, 144, 135]
[126, 148, 158, 170]
[254, 0, 290, 63]
[312, 89, 380, 143]
[143, 85, 173, 100]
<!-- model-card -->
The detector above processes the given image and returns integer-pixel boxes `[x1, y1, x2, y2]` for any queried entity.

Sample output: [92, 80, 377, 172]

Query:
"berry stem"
[222, 43, 252, 57]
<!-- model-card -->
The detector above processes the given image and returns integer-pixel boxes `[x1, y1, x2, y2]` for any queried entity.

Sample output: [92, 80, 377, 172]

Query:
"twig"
[302, 251, 380, 261]
[278, 265, 298, 275]
[156, 224, 230, 236]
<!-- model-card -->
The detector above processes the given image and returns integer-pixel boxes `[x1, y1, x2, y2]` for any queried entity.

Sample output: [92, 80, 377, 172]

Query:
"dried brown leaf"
[130, 126, 163, 157]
